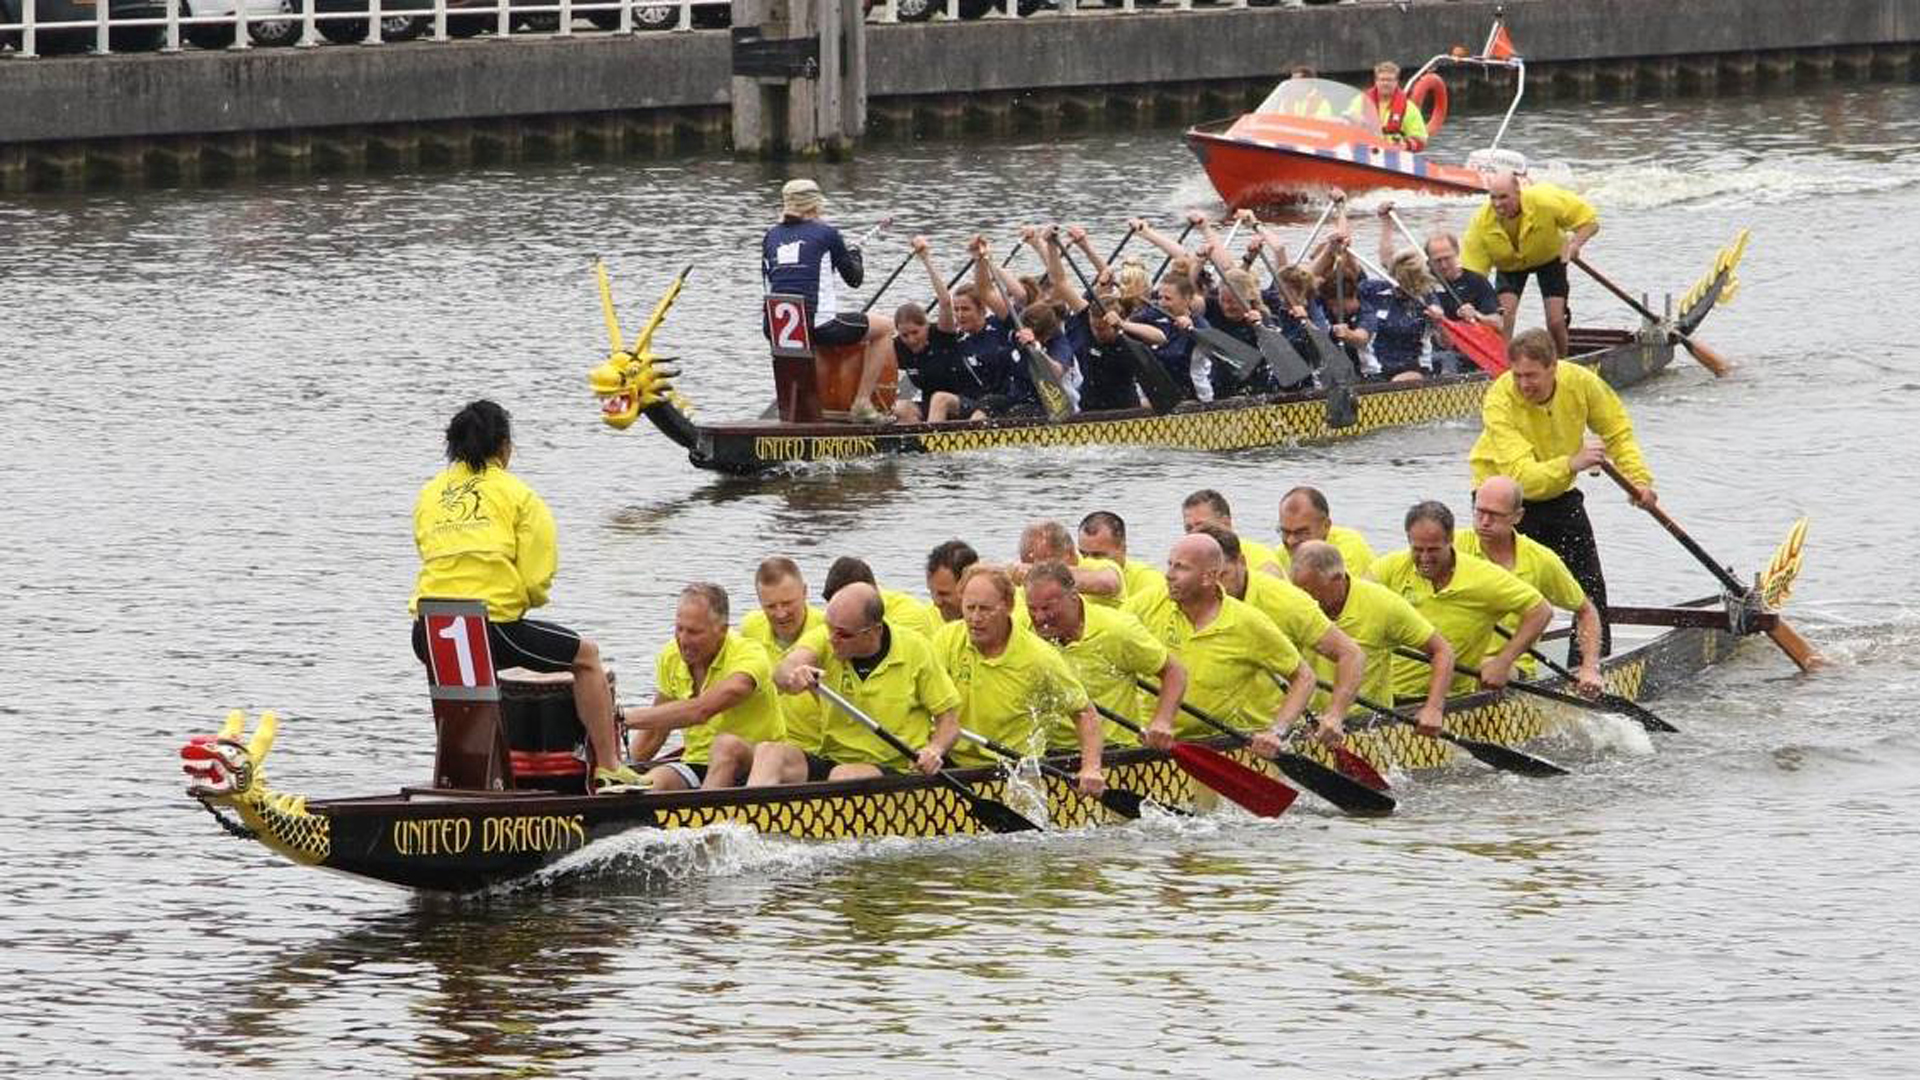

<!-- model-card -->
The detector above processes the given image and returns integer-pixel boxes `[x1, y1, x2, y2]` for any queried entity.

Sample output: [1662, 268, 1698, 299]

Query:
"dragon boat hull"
[193, 610, 1747, 894]
[646, 327, 1669, 475]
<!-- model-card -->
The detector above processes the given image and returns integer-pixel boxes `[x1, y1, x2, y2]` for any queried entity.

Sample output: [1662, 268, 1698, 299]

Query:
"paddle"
[1059, 243, 1185, 414]
[1017, 339, 1076, 422]
[1093, 704, 1297, 818]
[1383, 208, 1509, 375]
[1597, 461, 1821, 671]
[1572, 256, 1733, 377]
[1491, 624, 1679, 733]
[861, 247, 918, 314]
[1149, 220, 1199, 286]
[1347, 682, 1569, 778]
[955, 727, 1179, 821]
[813, 683, 1041, 834]
[1136, 679, 1396, 817]
[1209, 251, 1315, 387]
[1385, 646, 1609, 773]
[1267, 675, 1391, 791]
[1290, 198, 1340, 267]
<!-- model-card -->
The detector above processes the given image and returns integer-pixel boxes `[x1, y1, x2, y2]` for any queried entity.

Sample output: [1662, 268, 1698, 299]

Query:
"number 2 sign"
[765, 293, 815, 359]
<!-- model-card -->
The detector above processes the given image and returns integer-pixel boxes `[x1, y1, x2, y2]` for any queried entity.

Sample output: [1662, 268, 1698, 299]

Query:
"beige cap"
[781, 178, 825, 216]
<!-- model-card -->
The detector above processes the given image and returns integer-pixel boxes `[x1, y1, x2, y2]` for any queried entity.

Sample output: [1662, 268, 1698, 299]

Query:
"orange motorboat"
[1187, 17, 1530, 208]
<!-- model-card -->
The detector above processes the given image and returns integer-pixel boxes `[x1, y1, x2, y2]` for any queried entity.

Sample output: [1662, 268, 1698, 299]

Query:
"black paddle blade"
[1123, 336, 1184, 413]
[1256, 326, 1315, 387]
[1272, 752, 1396, 816]
[963, 789, 1044, 833]
[1325, 384, 1358, 429]
[1096, 787, 1145, 820]
[1443, 733, 1569, 778]
[1605, 694, 1680, 733]
[1193, 326, 1263, 378]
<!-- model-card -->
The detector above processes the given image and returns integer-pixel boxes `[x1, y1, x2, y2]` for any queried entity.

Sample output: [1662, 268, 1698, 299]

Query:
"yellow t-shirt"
[1468, 360, 1653, 501]
[1368, 549, 1545, 697]
[740, 605, 827, 753]
[410, 461, 557, 622]
[1239, 537, 1284, 577]
[793, 622, 961, 770]
[1240, 569, 1335, 657]
[882, 589, 939, 641]
[653, 630, 785, 765]
[1122, 559, 1168, 599]
[1047, 603, 1170, 748]
[1460, 183, 1599, 275]
[935, 621, 1091, 767]
[1319, 577, 1436, 713]
[1274, 525, 1377, 577]
[1075, 555, 1129, 609]
[1128, 588, 1302, 737]
[1455, 527, 1587, 678]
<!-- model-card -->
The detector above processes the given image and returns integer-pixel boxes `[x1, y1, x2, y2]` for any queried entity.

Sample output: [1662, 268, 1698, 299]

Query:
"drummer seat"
[765, 292, 897, 422]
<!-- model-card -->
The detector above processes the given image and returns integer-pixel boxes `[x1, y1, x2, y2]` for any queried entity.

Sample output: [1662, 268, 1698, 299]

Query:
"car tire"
[891, 0, 935, 19]
[513, 11, 558, 29]
[248, 0, 306, 45]
[630, 0, 674, 30]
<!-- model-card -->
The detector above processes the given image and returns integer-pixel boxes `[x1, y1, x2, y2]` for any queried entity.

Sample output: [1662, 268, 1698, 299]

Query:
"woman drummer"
[408, 399, 644, 792]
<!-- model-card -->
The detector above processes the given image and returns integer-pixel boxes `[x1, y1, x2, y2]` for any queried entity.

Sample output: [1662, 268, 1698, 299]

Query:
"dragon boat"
[588, 233, 1748, 477]
[1187, 15, 1532, 207]
[181, 517, 1809, 895]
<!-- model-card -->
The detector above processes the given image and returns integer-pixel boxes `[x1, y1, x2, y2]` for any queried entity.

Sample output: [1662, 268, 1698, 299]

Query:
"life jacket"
[1364, 86, 1419, 149]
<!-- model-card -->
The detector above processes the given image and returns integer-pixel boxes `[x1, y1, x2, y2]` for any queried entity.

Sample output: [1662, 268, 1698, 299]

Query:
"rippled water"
[5, 83, 1919, 1077]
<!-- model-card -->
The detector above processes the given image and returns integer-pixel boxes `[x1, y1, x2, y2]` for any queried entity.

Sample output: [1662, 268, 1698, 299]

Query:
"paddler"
[1284, 541, 1453, 742]
[409, 400, 642, 792]
[1459, 171, 1599, 358]
[1078, 510, 1166, 599]
[1009, 520, 1124, 608]
[1456, 476, 1605, 694]
[1468, 328, 1656, 661]
[1367, 500, 1552, 697]
[1180, 488, 1283, 576]
[739, 557, 828, 755]
[1360, 61, 1430, 153]
[761, 178, 896, 425]
[1025, 561, 1187, 751]
[1188, 522, 1365, 744]
[1125, 533, 1317, 751]
[748, 583, 961, 785]
[1275, 486, 1377, 575]
[822, 556, 940, 641]
[622, 583, 784, 791]
[924, 540, 980, 624]
[935, 567, 1106, 795]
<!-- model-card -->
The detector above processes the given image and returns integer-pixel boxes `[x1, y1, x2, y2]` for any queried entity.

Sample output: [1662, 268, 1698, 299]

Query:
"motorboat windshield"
[1252, 78, 1380, 131]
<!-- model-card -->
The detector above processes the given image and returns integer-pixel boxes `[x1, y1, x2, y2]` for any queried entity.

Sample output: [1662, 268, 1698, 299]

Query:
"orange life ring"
[1410, 72, 1449, 139]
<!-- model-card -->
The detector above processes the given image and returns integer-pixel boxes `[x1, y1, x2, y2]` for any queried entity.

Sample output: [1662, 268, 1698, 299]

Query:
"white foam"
[1566, 709, 1658, 757]
[1570, 160, 1920, 211]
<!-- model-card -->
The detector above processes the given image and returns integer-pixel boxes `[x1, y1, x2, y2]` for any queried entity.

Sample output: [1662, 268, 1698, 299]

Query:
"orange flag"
[1485, 24, 1517, 60]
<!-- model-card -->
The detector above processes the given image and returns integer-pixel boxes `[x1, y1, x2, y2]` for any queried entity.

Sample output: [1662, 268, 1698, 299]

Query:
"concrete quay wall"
[0, 0, 1915, 189]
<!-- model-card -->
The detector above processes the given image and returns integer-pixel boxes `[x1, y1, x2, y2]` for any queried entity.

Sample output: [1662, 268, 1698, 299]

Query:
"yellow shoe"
[594, 765, 650, 793]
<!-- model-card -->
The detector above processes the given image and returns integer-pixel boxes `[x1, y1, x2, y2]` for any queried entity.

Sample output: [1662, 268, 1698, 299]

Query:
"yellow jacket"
[409, 461, 557, 622]
[1469, 361, 1652, 501]
[1460, 184, 1598, 274]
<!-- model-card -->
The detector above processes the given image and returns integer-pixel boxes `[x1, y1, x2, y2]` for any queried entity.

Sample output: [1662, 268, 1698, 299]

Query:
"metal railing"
[0, 0, 1317, 58]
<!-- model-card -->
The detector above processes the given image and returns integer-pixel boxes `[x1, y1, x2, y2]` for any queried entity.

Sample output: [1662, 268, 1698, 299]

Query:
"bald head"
[1477, 476, 1524, 515]
[825, 582, 884, 629]
[1170, 532, 1223, 571]
[1278, 486, 1333, 554]
[1488, 170, 1522, 217]
[1019, 520, 1076, 564]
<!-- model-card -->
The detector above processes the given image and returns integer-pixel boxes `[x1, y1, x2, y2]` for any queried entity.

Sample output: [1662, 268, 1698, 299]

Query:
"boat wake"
[1571, 159, 1920, 211]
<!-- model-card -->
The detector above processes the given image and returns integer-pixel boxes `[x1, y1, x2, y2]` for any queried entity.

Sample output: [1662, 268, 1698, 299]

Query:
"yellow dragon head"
[181, 709, 330, 865]
[588, 262, 694, 429]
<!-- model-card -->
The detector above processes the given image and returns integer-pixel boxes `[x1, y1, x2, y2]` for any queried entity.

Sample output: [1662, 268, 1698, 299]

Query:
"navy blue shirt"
[895, 327, 972, 404]
[1356, 278, 1432, 378]
[953, 314, 1017, 398]
[762, 217, 864, 326]
[1064, 309, 1142, 412]
[1437, 267, 1498, 321]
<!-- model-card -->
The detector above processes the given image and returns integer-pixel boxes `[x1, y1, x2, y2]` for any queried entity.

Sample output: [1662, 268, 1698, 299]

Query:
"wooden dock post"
[731, 0, 866, 157]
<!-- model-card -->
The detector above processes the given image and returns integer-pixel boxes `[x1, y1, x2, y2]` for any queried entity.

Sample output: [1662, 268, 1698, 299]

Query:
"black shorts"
[1494, 259, 1570, 301]
[802, 753, 840, 782]
[811, 312, 871, 347]
[411, 616, 581, 674]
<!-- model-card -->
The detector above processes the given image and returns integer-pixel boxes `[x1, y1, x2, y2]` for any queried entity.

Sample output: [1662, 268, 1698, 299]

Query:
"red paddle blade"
[1444, 317, 1508, 375]
[1333, 746, 1391, 792]
[1170, 743, 1299, 818]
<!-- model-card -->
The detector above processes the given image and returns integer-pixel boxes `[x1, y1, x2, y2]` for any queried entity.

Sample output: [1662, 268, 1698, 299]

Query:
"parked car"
[0, 0, 167, 51]
[178, 0, 303, 46]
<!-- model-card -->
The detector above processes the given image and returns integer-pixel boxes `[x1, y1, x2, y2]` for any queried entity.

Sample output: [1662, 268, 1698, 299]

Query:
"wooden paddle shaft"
[1597, 462, 1822, 672]
[1571, 256, 1731, 375]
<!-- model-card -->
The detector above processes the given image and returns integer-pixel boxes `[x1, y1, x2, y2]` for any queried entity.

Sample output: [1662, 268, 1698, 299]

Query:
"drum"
[814, 342, 899, 421]
[497, 667, 616, 792]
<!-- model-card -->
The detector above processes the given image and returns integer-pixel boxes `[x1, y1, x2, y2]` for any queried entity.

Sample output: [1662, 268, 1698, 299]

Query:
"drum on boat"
[497, 667, 615, 794]
[765, 293, 898, 422]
